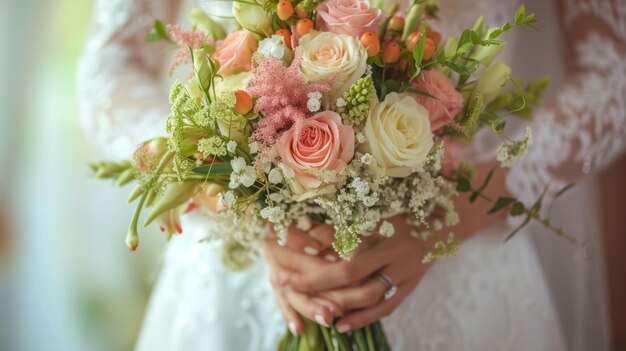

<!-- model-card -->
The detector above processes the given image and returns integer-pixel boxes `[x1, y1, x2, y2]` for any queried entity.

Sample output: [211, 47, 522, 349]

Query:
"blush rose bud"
[234, 90, 253, 114]
[360, 31, 381, 57]
[277, 0, 294, 21]
[382, 42, 401, 63]
[406, 32, 436, 60]
[388, 15, 405, 33]
[296, 18, 314, 36]
[275, 28, 292, 49]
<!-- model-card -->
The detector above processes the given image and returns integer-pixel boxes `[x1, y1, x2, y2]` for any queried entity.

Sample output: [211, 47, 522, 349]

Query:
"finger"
[318, 258, 419, 311]
[264, 237, 330, 276]
[308, 224, 335, 247]
[281, 237, 408, 293]
[275, 291, 303, 336]
[335, 276, 421, 332]
[284, 226, 327, 256]
[284, 290, 335, 328]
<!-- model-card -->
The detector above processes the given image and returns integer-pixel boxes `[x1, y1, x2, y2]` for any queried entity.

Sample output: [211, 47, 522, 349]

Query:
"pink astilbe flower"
[167, 24, 213, 75]
[247, 49, 334, 147]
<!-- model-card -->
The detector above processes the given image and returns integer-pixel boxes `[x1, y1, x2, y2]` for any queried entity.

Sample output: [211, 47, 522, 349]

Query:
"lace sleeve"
[506, 0, 626, 204]
[77, 0, 182, 159]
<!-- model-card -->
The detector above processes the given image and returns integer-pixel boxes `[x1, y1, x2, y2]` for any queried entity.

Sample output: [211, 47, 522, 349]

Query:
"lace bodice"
[77, 1, 623, 350]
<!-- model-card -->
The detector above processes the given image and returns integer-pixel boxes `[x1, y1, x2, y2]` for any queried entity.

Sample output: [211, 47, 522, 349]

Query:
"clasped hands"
[263, 215, 429, 335]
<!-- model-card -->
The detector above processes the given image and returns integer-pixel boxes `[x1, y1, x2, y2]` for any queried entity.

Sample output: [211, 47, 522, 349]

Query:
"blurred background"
[1, 0, 625, 351]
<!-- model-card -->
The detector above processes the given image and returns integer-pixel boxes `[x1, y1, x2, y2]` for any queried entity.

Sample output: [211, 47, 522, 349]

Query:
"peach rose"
[411, 69, 464, 132]
[278, 111, 355, 191]
[316, 0, 383, 37]
[213, 30, 258, 76]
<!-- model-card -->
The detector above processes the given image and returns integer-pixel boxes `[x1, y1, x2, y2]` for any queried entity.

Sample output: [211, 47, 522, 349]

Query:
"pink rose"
[213, 30, 258, 76]
[411, 69, 464, 132]
[316, 0, 383, 37]
[278, 111, 355, 190]
[440, 139, 466, 177]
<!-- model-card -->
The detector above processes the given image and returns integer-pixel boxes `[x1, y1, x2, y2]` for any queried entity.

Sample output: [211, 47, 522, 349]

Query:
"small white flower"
[258, 35, 287, 59]
[260, 206, 286, 223]
[360, 153, 373, 165]
[268, 168, 283, 184]
[231, 157, 247, 173]
[497, 127, 533, 167]
[249, 142, 259, 154]
[295, 216, 313, 231]
[268, 192, 284, 203]
[336, 97, 347, 108]
[218, 191, 236, 208]
[229, 157, 257, 188]
[379, 221, 395, 238]
[240, 167, 257, 187]
[307, 91, 322, 112]
[227, 140, 238, 153]
[356, 132, 366, 144]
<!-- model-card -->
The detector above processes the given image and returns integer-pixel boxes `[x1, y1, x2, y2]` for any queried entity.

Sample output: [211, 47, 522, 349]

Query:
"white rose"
[214, 71, 251, 96]
[298, 31, 368, 101]
[360, 93, 434, 177]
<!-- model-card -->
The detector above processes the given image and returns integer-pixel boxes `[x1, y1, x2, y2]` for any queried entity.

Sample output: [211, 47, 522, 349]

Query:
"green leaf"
[470, 167, 495, 202]
[456, 178, 471, 192]
[554, 183, 575, 199]
[505, 214, 531, 242]
[145, 19, 171, 43]
[406, 87, 438, 100]
[444, 60, 478, 76]
[413, 32, 427, 67]
[510, 201, 525, 216]
[488, 197, 517, 214]
[456, 29, 473, 55]
[514, 5, 526, 25]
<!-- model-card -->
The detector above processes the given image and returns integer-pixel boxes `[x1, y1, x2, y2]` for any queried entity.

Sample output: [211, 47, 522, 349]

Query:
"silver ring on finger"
[375, 273, 398, 300]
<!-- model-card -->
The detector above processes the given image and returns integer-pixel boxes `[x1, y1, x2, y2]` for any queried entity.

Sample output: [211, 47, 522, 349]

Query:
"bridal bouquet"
[92, 0, 563, 349]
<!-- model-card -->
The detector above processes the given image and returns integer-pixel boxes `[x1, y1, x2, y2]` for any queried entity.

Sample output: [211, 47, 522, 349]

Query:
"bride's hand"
[264, 215, 429, 333]
[263, 224, 340, 335]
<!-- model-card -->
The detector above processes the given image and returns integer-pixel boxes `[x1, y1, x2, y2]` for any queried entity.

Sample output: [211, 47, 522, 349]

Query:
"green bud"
[189, 8, 227, 40]
[193, 47, 212, 91]
[143, 181, 199, 227]
[232, 0, 273, 39]
[471, 40, 505, 67]
[402, 4, 425, 41]
[475, 61, 512, 104]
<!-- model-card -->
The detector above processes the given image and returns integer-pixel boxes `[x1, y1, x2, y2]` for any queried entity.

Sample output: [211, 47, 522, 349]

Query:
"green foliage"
[145, 20, 173, 43]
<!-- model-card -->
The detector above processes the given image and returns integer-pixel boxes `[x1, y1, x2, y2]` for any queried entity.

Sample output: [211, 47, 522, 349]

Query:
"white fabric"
[76, 0, 625, 350]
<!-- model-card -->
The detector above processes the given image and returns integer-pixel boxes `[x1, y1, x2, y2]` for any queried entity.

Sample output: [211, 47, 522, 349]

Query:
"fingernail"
[324, 254, 338, 262]
[288, 321, 298, 336]
[337, 324, 351, 333]
[304, 246, 319, 256]
[314, 313, 330, 327]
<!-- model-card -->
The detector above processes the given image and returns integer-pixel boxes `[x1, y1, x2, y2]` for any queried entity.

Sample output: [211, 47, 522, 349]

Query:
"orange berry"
[427, 28, 442, 45]
[295, 4, 308, 18]
[405, 31, 423, 52]
[277, 0, 294, 21]
[296, 18, 314, 36]
[234, 90, 253, 115]
[360, 31, 380, 57]
[275, 28, 292, 49]
[381, 42, 401, 63]
[423, 37, 436, 60]
[388, 15, 405, 32]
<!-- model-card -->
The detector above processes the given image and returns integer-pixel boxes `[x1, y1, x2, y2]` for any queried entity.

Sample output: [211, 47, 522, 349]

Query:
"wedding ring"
[375, 273, 398, 300]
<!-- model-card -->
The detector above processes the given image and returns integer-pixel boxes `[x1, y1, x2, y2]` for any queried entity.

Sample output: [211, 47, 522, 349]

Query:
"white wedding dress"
[77, 0, 625, 350]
